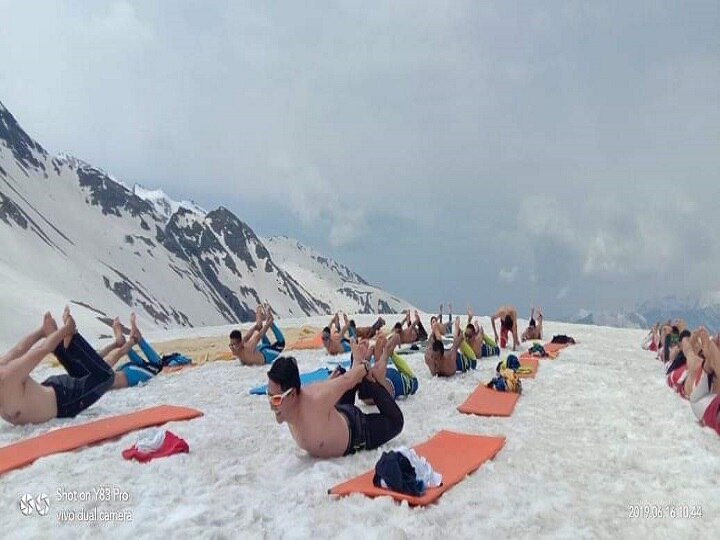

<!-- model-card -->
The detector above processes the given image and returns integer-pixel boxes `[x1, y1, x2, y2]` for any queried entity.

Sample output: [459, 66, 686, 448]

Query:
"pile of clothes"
[373, 447, 442, 496]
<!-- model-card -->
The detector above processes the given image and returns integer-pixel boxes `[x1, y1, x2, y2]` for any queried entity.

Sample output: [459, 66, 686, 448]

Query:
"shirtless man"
[392, 310, 428, 344]
[230, 304, 286, 365]
[424, 317, 472, 376]
[437, 303, 453, 334]
[521, 307, 543, 342]
[685, 328, 720, 435]
[266, 345, 404, 458]
[491, 305, 519, 351]
[0, 308, 114, 425]
[320, 312, 352, 355]
[346, 313, 386, 340]
[464, 307, 499, 358]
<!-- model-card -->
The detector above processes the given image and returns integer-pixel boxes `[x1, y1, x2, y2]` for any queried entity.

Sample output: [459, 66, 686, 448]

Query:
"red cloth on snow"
[122, 431, 189, 462]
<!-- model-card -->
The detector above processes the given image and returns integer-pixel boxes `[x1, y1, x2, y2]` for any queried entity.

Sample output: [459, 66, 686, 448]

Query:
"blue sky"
[1, 1, 719, 317]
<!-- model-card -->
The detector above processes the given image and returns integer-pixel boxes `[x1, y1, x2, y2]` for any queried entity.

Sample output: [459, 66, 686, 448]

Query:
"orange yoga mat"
[519, 356, 539, 378]
[288, 333, 324, 350]
[0, 405, 202, 476]
[543, 342, 572, 354]
[457, 385, 520, 417]
[329, 430, 505, 506]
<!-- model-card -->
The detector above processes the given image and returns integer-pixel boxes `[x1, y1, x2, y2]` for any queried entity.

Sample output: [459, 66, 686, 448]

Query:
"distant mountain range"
[569, 294, 720, 330]
[0, 100, 413, 346]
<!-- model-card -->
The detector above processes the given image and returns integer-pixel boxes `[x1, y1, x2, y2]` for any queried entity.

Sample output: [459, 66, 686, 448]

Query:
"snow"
[1, 315, 717, 537]
[132, 184, 207, 222]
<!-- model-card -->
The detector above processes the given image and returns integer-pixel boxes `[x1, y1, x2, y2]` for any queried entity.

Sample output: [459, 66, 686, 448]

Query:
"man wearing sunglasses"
[266, 340, 404, 458]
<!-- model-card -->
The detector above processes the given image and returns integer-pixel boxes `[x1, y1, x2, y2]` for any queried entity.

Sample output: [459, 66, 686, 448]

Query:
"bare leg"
[0, 317, 47, 365]
[98, 317, 127, 358]
[129, 312, 142, 342]
[104, 336, 136, 368]
[366, 333, 394, 400]
[61, 306, 75, 349]
[4, 313, 73, 384]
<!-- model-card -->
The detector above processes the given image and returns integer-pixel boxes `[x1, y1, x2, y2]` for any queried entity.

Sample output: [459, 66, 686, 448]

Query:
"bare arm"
[5, 326, 71, 384]
[1, 327, 44, 365]
[512, 312, 519, 351]
[316, 361, 368, 406]
[490, 311, 500, 341]
[246, 318, 273, 350]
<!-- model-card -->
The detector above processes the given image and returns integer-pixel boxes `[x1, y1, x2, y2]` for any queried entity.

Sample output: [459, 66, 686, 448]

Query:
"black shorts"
[41, 333, 114, 418]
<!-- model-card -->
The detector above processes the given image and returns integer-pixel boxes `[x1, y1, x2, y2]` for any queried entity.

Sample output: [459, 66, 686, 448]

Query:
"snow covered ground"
[1, 315, 718, 538]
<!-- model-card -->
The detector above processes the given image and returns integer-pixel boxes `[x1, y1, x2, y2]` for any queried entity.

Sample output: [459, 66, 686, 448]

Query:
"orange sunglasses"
[268, 387, 293, 407]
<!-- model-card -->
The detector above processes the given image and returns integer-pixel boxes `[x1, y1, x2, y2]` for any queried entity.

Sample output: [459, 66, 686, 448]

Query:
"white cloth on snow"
[134, 428, 167, 453]
[378, 446, 442, 489]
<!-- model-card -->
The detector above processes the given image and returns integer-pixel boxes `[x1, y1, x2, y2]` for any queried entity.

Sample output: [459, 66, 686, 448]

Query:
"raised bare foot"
[414, 310, 421, 323]
[62, 309, 77, 348]
[130, 312, 142, 342]
[374, 333, 387, 357]
[42, 312, 58, 337]
[112, 317, 126, 347]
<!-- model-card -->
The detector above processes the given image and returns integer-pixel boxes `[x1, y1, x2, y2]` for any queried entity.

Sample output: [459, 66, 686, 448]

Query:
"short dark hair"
[529, 318, 536, 328]
[679, 329, 691, 340]
[230, 329, 242, 340]
[349, 320, 356, 328]
[431, 339, 444, 355]
[502, 315, 513, 330]
[322, 326, 331, 335]
[268, 356, 301, 391]
[465, 324, 475, 333]
[671, 326, 679, 334]
[393, 322, 403, 331]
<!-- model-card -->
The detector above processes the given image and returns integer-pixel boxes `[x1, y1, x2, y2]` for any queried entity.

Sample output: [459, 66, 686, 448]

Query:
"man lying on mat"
[104, 313, 164, 389]
[491, 305, 520, 351]
[229, 303, 286, 365]
[392, 310, 429, 344]
[464, 306, 499, 358]
[321, 312, 353, 355]
[521, 307, 543, 342]
[266, 342, 404, 458]
[425, 317, 472, 376]
[344, 312, 386, 340]
[0, 307, 114, 425]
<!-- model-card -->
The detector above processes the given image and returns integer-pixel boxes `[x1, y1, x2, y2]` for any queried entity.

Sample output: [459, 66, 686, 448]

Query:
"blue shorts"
[341, 339, 352, 353]
[481, 344, 500, 357]
[385, 368, 418, 399]
[116, 362, 156, 387]
[456, 352, 477, 373]
[257, 345, 283, 364]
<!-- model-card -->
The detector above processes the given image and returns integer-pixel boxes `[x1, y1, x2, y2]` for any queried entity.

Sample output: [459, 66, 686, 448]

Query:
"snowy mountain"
[570, 309, 648, 329]
[570, 294, 720, 331]
[263, 235, 414, 314]
[132, 184, 206, 223]
[0, 100, 412, 347]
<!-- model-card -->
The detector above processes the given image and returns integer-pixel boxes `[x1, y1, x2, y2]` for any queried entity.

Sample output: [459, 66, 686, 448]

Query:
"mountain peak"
[133, 183, 207, 223]
[0, 100, 47, 171]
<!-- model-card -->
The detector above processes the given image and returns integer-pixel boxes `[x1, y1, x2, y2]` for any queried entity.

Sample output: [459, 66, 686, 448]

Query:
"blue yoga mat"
[249, 367, 333, 395]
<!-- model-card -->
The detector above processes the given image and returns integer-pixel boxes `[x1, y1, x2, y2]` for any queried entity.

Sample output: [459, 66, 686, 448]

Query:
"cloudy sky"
[1, 1, 718, 317]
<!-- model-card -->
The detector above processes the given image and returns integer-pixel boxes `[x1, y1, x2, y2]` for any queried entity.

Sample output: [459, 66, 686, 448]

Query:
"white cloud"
[499, 266, 519, 283]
